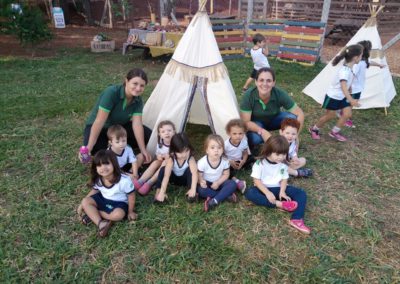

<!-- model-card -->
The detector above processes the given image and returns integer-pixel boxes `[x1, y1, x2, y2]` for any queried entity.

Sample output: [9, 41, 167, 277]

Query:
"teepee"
[143, 0, 240, 154]
[303, 5, 396, 110]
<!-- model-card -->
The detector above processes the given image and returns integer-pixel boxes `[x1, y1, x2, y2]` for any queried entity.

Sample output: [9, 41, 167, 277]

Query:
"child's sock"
[332, 126, 341, 133]
[137, 179, 144, 185]
[146, 180, 154, 186]
[312, 125, 319, 131]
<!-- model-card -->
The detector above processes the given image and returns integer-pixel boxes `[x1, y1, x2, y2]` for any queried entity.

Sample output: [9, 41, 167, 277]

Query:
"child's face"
[229, 126, 245, 144]
[159, 124, 175, 142]
[260, 40, 267, 47]
[175, 148, 190, 160]
[267, 152, 286, 164]
[206, 139, 223, 159]
[279, 126, 298, 143]
[109, 136, 127, 153]
[96, 161, 114, 179]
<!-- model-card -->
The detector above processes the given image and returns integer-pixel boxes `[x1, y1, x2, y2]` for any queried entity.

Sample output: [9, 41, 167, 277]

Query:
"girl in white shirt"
[245, 135, 310, 234]
[197, 134, 237, 212]
[345, 40, 385, 128]
[309, 44, 363, 142]
[78, 150, 137, 238]
[154, 133, 198, 203]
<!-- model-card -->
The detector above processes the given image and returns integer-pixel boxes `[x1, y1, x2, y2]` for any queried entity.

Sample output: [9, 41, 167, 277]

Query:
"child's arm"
[211, 169, 229, 190]
[186, 157, 198, 197]
[253, 178, 276, 204]
[229, 159, 239, 170]
[278, 179, 291, 201]
[238, 150, 249, 169]
[127, 192, 137, 221]
[156, 157, 173, 201]
[369, 61, 385, 68]
[262, 46, 269, 57]
[198, 171, 207, 188]
[340, 81, 360, 107]
[130, 162, 139, 179]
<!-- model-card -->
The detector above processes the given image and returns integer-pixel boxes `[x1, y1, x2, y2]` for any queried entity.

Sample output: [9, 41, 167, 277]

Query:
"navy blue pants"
[244, 185, 307, 220]
[156, 166, 192, 188]
[197, 180, 236, 203]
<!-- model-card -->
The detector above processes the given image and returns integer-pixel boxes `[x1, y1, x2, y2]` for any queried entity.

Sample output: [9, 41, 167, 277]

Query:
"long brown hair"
[332, 44, 363, 66]
[89, 150, 121, 187]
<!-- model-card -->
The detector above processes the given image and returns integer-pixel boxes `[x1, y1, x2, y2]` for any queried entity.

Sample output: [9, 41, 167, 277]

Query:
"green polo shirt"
[86, 84, 143, 128]
[240, 86, 296, 124]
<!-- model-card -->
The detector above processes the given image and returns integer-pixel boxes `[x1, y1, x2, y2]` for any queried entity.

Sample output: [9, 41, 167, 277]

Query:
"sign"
[52, 7, 65, 28]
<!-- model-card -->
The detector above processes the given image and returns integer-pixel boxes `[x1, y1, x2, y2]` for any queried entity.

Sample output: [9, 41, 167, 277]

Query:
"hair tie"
[346, 49, 349, 53]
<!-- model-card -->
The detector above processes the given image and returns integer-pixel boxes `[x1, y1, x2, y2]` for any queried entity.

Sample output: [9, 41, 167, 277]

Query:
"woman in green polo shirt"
[240, 67, 304, 151]
[81, 68, 152, 163]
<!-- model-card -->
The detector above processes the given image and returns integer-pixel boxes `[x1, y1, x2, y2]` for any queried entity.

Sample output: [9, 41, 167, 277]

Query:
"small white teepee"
[143, 0, 240, 154]
[303, 6, 397, 110]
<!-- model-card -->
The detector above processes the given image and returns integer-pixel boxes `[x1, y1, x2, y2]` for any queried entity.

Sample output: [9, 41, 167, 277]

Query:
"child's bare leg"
[315, 110, 337, 128]
[139, 160, 162, 182]
[243, 77, 253, 90]
[289, 158, 306, 170]
[81, 197, 102, 225]
[99, 208, 126, 222]
[337, 107, 352, 128]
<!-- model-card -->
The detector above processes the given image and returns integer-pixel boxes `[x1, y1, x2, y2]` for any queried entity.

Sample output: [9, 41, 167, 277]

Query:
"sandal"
[97, 220, 112, 238]
[81, 214, 92, 226]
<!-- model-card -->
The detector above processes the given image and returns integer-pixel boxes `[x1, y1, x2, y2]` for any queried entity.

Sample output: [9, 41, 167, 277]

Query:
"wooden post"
[247, 0, 254, 23]
[263, 0, 268, 17]
[383, 32, 400, 51]
[238, 0, 242, 18]
[229, 0, 232, 16]
[160, 0, 164, 20]
[321, 0, 331, 24]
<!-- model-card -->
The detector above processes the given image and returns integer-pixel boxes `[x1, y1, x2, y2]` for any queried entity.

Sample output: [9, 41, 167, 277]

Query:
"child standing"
[345, 40, 385, 128]
[309, 44, 363, 142]
[245, 135, 310, 234]
[154, 133, 198, 203]
[107, 125, 139, 179]
[242, 33, 270, 92]
[198, 134, 237, 212]
[133, 120, 176, 195]
[77, 150, 137, 238]
[224, 119, 249, 193]
[279, 118, 312, 177]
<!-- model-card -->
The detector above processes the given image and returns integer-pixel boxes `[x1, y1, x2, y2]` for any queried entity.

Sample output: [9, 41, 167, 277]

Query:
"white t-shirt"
[156, 141, 170, 156]
[251, 48, 270, 70]
[352, 60, 367, 94]
[288, 141, 297, 160]
[172, 156, 190, 177]
[108, 145, 136, 168]
[224, 138, 249, 161]
[326, 65, 354, 100]
[197, 155, 230, 182]
[93, 174, 135, 203]
[251, 159, 289, 188]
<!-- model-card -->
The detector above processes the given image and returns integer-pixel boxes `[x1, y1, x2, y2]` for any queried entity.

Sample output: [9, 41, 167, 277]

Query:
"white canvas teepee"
[143, 0, 240, 154]
[303, 7, 396, 110]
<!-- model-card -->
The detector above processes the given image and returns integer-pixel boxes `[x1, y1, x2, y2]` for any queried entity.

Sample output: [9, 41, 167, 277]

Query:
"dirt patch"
[1, 25, 399, 75]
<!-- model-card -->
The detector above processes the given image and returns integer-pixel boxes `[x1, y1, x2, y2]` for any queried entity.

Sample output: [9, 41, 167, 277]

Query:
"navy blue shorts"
[91, 192, 128, 215]
[250, 69, 258, 79]
[322, 95, 350, 110]
[352, 92, 361, 100]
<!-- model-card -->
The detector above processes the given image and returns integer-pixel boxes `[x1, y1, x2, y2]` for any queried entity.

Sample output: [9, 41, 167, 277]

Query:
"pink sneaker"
[289, 219, 311, 234]
[280, 200, 298, 212]
[137, 182, 152, 196]
[227, 193, 238, 203]
[133, 179, 142, 190]
[344, 119, 355, 128]
[329, 131, 347, 142]
[309, 127, 320, 140]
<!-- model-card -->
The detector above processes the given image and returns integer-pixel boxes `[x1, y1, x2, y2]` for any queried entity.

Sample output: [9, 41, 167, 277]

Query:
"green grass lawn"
[1, 49, 399, 283]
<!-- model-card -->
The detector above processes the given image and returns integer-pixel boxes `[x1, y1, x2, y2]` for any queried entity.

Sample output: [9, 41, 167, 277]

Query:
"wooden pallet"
[211, 19, 246, 59]
[277, 20, 325, 65]
[247, 19, 285, 57]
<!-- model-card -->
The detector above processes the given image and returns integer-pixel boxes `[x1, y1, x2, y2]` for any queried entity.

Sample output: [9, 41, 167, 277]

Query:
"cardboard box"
[90, 40, 115, 52]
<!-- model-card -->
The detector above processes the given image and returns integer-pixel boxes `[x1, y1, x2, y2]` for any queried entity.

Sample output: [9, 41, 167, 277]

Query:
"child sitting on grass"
[245, 135, 311, 234]
[279, 118, 312, 177]
[107, 124, 139, 180]
[224, 119, 250, 193]
[77, 150, 137, 238]
[133, 120, 176, 195]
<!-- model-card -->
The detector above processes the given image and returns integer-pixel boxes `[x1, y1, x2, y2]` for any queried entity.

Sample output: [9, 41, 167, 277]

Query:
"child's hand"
[211, 182, 219, 190]
[128, 211, 138, 221]
[77, 204, 83, 216]
[350, 99, 360, 107]
[229, 160, 239, 170]
[237, 160, 244, 169]
[155, 191, 167, 202]
[265, 191, 276, 204]
[130, 173, 138, 181]
[379, 64, 386, 68]
[279, 192, 291, 201]
[186, 189, 196, 198]
[200, 180, 207, 188]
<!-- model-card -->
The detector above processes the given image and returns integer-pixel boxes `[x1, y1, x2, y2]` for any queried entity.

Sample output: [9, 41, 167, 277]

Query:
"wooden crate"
[90, 40, 115, 52]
